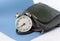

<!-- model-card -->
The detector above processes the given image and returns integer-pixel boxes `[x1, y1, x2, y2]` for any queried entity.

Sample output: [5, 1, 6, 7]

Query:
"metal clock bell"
[15, 3, 60, 35]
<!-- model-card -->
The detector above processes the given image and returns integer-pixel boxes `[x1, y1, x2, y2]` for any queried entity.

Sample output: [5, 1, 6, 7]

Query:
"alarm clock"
[15, 3, 60, 35]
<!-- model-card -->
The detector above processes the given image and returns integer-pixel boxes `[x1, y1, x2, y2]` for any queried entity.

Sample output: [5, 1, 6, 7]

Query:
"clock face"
[16, 15, 32, 32]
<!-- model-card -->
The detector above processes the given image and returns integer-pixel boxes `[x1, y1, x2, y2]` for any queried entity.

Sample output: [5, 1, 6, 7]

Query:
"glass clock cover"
[16, 15, 32, 32]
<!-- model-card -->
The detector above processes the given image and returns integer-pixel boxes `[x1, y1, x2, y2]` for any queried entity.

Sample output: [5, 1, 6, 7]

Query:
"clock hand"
[20, 21, 29, 27]
[20, 23, 25, 27]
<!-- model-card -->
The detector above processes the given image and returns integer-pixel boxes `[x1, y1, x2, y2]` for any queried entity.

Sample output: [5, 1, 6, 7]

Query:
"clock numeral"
[18, 20, 20, 22]
[29, 23, 31, 24]
[23, 17, 25, 18]
[26, 28, 28, 30]
[23, 29, 25, 31]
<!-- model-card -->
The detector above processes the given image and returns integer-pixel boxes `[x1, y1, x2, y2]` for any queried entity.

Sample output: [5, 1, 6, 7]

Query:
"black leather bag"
[16, 3, 60, 35]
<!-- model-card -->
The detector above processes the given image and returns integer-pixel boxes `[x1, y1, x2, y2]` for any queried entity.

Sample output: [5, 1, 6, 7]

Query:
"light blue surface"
[0, 0, 40, 41]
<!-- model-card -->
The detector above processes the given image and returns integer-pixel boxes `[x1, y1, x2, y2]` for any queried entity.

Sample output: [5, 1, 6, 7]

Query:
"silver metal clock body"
[16, 15, 32, 32]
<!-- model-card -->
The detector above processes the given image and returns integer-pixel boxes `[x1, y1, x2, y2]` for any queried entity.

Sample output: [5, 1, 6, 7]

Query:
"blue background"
[0, 0, 40, 41]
